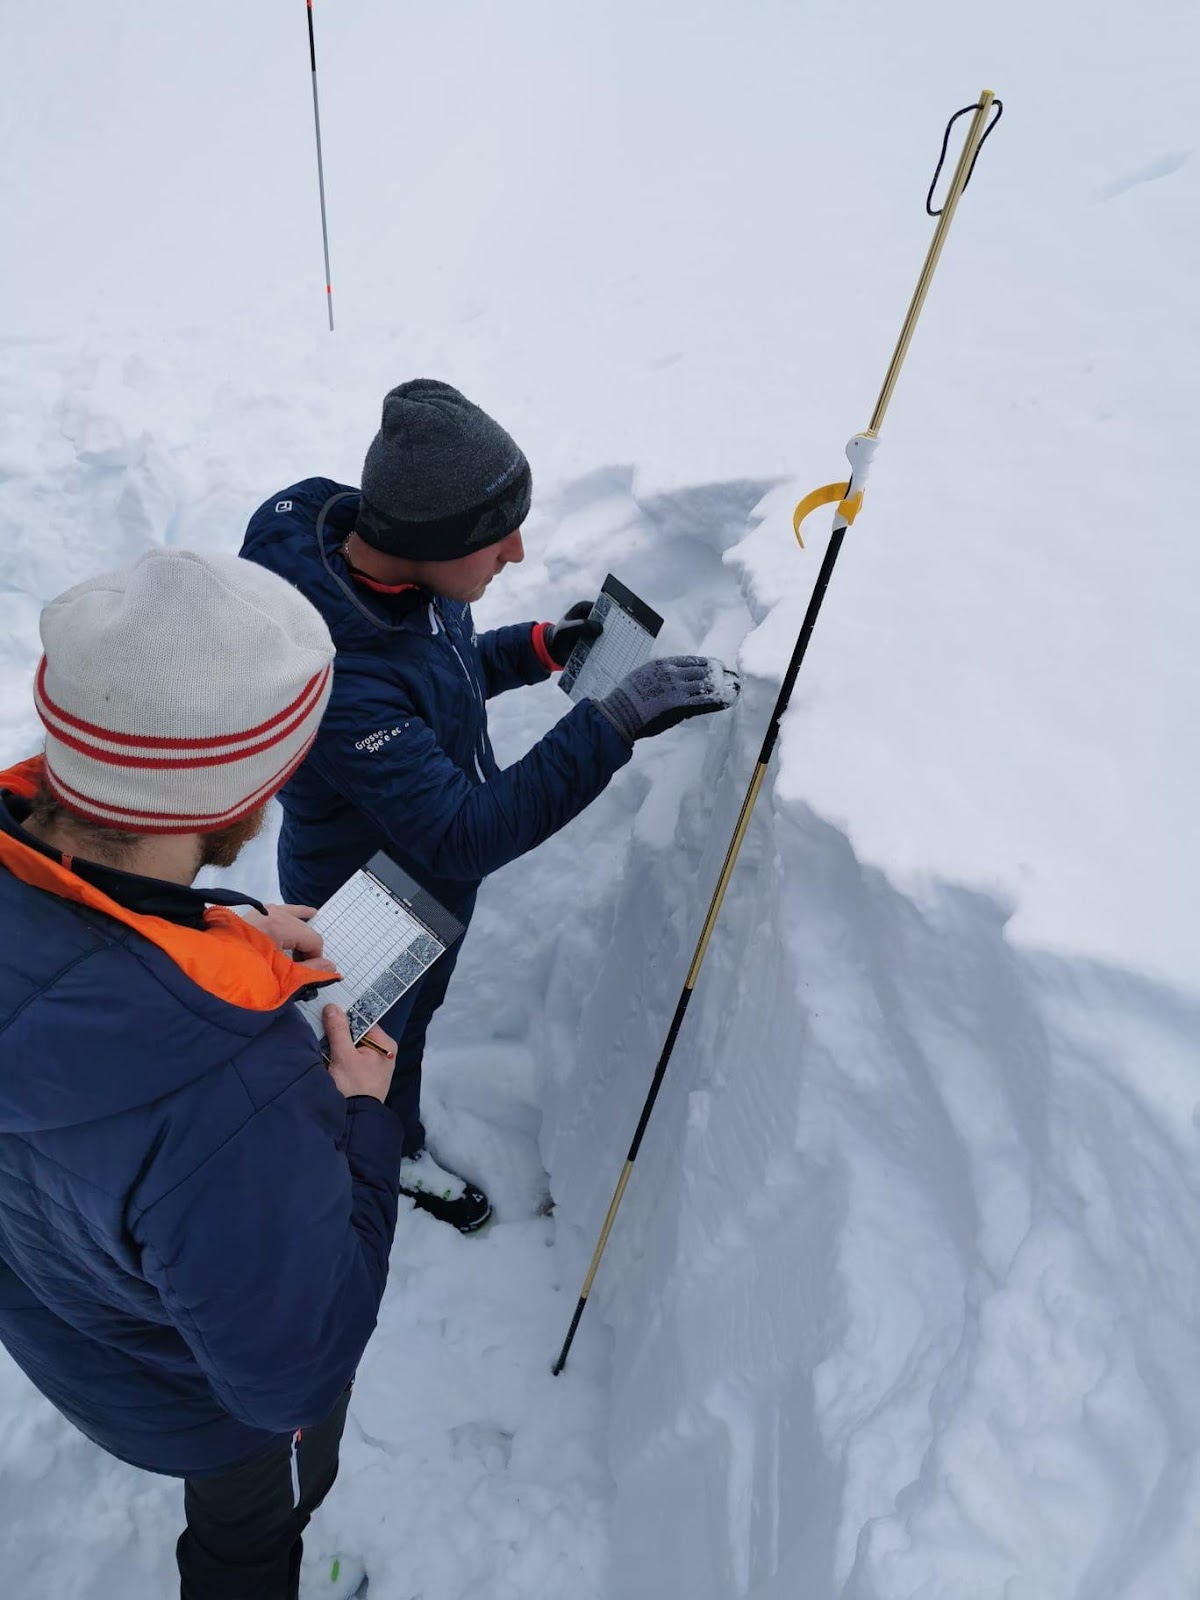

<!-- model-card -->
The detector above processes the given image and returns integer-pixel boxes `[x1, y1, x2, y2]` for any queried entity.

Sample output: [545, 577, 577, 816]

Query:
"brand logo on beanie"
[480, 453, 525, 497]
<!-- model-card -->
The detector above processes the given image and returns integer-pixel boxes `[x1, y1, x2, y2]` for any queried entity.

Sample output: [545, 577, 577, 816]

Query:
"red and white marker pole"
[305, 0, 334, 330]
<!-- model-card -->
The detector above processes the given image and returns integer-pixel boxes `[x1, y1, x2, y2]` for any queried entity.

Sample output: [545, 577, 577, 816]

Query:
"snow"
[2, 1, 1199, 1597]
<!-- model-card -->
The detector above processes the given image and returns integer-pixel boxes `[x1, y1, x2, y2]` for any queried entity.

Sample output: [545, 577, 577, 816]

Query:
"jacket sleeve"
[134, 1054, 404, 1436]
[476, 620, 554, 698]
[310, 687, 633, 884]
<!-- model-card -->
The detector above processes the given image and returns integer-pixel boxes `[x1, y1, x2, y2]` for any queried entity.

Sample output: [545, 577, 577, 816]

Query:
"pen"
[356, 1033, 394, 1059]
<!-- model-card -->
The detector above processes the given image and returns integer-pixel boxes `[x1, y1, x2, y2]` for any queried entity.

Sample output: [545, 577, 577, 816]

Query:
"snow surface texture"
[2, 1, 1198, 1597]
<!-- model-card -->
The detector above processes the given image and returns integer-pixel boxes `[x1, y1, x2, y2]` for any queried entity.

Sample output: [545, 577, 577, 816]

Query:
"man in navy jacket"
[0, 550, 397, 1600]
[241, 379, 739, 1231]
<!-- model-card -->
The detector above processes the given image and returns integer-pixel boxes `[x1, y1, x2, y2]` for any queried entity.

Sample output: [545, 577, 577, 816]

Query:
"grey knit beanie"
[357, 379, 532, 560]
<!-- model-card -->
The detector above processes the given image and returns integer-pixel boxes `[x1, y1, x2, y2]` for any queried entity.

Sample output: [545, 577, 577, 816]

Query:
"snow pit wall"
[529, 601, 1200, 1598]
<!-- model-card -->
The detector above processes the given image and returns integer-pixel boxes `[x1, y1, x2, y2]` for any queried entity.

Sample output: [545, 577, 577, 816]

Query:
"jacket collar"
[0, 757, 326, 1013]
[336, 537, 429, 605]
[315, 490, 440, 636]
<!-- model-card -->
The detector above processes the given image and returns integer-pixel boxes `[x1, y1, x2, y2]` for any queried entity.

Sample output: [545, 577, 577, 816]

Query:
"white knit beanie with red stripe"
[35, 549, 335, 833]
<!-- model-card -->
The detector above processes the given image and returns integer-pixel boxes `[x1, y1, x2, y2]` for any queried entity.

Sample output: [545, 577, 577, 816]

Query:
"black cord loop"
[925, 98, 1004, 217]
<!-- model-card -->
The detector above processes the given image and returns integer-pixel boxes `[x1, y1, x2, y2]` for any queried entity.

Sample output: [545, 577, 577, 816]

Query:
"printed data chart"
[559, 574, 664, 704]
[297, 853, 464, 1049]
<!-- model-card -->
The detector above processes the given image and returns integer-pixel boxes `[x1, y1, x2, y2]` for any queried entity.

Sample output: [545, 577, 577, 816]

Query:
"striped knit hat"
[35, 549, 334, 833]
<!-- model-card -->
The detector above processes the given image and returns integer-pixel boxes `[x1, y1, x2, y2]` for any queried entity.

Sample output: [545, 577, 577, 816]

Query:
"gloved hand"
[542, 600, 603, 668]
[594, 656, 740, 742]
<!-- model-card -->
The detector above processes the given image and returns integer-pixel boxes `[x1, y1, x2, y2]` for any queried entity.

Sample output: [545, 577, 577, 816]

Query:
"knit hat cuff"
[357, 460, 532, 560]
[37, 662, 332, 834]
[41, 726, 320, 834]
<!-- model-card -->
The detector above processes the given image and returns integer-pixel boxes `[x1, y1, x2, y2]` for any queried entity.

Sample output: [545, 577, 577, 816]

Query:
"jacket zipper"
[431, 602, 490, 783]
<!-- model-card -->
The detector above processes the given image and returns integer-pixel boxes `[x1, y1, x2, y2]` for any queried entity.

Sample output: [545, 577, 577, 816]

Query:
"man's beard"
[197, 805, 268, 871]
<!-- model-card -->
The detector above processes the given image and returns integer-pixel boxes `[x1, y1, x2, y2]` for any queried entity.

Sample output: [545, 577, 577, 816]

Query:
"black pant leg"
[383, 928, 467, 1157]
[177, 1387, 352, 1600]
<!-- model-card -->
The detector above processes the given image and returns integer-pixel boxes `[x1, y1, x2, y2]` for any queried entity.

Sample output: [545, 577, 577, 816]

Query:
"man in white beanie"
[0, 549, 397, 1600]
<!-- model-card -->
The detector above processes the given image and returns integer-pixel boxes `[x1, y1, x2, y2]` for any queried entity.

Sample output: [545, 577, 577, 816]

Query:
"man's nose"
[501, 529, 525, 564]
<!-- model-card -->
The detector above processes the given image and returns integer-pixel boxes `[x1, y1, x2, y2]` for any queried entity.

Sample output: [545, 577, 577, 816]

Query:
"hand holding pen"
[322, 1004, 397, 1104]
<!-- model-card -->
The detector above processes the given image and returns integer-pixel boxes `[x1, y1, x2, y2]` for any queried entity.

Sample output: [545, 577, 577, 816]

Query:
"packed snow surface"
[2, 1, 1197, 1597]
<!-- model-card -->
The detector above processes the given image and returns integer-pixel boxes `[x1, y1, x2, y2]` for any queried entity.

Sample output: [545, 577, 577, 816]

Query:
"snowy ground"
[2, 1, 1198, 1597]
[0, 1158, 610, 1599]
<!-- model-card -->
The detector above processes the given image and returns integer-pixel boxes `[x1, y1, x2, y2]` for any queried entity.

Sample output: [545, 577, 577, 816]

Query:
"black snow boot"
[398, 1150, 492, 1233]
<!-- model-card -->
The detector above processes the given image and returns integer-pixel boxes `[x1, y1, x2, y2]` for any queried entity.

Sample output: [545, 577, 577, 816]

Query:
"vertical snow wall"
[462, 489, 1200, 1599]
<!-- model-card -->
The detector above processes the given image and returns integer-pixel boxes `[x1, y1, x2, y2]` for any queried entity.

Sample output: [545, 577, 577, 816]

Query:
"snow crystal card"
[559, 574, 664, 704]
[297, 853, 464, 1051]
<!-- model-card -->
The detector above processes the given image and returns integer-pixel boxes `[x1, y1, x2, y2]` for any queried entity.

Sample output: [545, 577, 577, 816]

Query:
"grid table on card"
[296, 866, 453, 1046]
[560, 576, 664, 705]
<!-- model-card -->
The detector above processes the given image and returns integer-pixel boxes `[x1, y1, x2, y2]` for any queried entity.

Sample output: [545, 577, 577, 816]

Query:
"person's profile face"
[427, 527, 525, 603]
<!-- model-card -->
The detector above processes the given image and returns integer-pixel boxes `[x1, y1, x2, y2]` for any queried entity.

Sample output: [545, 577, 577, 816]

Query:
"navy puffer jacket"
[0, 767, 403, 1477]
[240, 479, 632, 915]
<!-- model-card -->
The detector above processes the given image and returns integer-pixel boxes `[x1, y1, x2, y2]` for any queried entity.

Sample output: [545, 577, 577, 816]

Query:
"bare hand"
[242, 904, 336, 975]
[323, 1005, 397, 1103]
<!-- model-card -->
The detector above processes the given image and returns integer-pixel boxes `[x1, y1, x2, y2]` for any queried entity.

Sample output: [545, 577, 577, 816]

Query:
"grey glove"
[594, 656, 740, 743]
